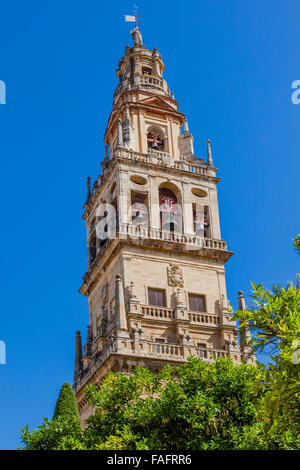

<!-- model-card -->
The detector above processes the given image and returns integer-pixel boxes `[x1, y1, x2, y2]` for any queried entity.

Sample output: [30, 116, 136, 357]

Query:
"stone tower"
[73, 27, 254, 419]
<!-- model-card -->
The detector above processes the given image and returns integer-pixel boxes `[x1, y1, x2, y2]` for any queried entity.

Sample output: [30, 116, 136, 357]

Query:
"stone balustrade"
[140, 305, 175, 320]
[113, 148, 208, 176]
[189, 311, 220, 325]
[195, 346, 228, 360]
[74, 337, 230, 393]
[119, 223, 228, 251]
[140, 75, 163, 88]
[147, 341, 184, 358]
[86, 223, 228, 276]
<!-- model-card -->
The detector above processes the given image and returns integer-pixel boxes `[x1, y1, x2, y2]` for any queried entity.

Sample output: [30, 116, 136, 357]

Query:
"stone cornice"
[79, 233, 233, 296]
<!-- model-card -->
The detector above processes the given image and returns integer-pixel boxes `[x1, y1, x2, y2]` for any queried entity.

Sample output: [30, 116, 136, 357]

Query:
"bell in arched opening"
[159, 188, 181, 233]
[131, 195, 148, 226]
[161, 212, 180, 232]
[147, 131, 164, 151]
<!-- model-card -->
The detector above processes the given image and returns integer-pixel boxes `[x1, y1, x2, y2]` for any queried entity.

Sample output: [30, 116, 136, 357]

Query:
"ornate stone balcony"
[140, 74, 165, 92]
[140, 305, 176, 320]
[119, 223, 228, 251]
[83, 224, 231, 286]
[139, 304, 221, 326]
[73, 336, 231, 393]
[113, 148, 211, 177]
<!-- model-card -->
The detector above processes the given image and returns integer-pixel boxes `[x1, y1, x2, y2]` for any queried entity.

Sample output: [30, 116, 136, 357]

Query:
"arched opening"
[131, 191, 148, 226]
[147, 125, 166, 152]
[193, 203, 210, 237]
[159, 184, 182, 233]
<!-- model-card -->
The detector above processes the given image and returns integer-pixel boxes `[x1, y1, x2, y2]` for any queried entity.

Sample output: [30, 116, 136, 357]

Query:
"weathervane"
[125, 4, 139, 28]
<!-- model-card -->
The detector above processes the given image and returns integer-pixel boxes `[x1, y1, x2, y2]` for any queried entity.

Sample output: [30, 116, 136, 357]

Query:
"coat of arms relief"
[167, 264, 184, 288]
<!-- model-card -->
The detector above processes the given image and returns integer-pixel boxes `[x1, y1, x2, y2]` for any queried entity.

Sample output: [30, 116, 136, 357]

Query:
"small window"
[148, 288, 166, 307]
[189, 294, 206, 312]
[142, 67, 152, 75]
[155, 338, 166, 343]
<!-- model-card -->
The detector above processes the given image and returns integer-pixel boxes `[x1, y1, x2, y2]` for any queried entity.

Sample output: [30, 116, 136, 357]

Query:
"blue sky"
[0, 0, 299, 449]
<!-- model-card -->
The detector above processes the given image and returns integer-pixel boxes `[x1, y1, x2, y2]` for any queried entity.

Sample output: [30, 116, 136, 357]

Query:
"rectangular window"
[148, 288, 166, 307]
[189, 294, 206, 312]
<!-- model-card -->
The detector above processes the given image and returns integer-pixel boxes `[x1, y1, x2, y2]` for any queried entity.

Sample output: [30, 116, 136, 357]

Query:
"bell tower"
[73, 27, 254, 419]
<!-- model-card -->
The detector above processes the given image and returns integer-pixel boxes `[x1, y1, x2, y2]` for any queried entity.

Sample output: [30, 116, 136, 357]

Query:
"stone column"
[132, 54, 140, 86]
[115, 274, 128, 331]
[149, 177, 160, 230]
[182, 183, 194, 236]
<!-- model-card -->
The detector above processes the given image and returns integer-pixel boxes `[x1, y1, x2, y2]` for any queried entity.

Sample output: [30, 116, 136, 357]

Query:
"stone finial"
[206, 139, 214, 167]
[87, 325, 92, 343]
[238, 290, 252, 349]
[238, 290, 246, 311]
[123, 106, 132, 148]
[176, 288, 184, 306]
[220, 294, 227, 311]
[115, 274, 127, 331]
[183, 119, 189, 134]
[74, 330, 83, 381]
[130, 280, 137, 299]
[117, 119, 124, 148]
[171, 92, 175, 100]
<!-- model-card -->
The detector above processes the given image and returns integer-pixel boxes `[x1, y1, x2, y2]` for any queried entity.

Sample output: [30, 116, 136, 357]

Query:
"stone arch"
[146, 124, 168, 152]
[158, 182, 182, 233]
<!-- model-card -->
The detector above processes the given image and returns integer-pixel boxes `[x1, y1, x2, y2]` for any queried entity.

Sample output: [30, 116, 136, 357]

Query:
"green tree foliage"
[21, 383, 81, 450]
[21, 417, 82, 450]
[83, 358, 265, 450]
[20, 238, 300, 450]
[292, 234, 300, 254]
[53, 383, 80, 421]
[20, 357, 300, 450]
[234, 238, 300, 442]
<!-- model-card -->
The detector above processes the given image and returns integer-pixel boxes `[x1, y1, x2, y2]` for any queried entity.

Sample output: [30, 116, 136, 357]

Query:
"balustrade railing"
[189, 312, 220, 325]
[141, 305, 175, 320]
[140, 75, 163, 88]
[74, 338, 230, 391]
[196, 347, 228, 360]
[113, 148, 208, 176]
[119, 223, 228, 251]
[147, 341, 184, 357]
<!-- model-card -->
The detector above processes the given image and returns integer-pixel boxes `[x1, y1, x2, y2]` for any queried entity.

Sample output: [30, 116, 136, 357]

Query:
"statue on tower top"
[131, 26, 143, 46]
